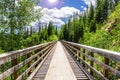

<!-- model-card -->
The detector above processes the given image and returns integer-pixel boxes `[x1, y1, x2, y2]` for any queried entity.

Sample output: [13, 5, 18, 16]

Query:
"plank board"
[44, 42, 76, 80]
[62, 44, 89, 80]
[32, 41, 90, 80]
[32, 44, 56, 80]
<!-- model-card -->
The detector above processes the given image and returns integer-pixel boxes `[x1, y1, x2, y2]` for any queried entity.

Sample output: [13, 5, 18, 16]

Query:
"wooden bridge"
[0, 41, 120, 80]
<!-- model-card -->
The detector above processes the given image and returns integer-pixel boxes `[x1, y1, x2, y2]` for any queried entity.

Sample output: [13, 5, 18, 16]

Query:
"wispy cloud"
[82, 0, 96, 6]
[32, 6, 80, 28]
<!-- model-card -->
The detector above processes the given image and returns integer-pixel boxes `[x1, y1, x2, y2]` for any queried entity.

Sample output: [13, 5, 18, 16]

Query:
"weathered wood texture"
[44, 42, 76, 80]
[62, 43, 90, 80]
[27, 42, 57, 80]
[28, 42, 91, 80]
[62, 40, 120, 80]
[0, 41, 56, 80]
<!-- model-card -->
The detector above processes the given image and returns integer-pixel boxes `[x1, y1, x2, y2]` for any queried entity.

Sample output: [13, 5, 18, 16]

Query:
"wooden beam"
[104, 57, 109, 78]
[90, 52, 94, 75]
[83, 49, 86, 67]
[12, 58, 18, 79]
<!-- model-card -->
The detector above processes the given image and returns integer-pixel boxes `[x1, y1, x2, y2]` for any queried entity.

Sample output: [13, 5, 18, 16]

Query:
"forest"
[0, 0, 58, 53]
[0, 0, 120, 80]
[0, 0, 120, 53]
[59, 0, 120, 52]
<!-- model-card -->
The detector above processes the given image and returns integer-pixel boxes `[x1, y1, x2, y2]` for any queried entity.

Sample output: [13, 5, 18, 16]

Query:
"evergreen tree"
[102, 0, 109, 20]
[95, 0, 103, 23]
[90, 20, 96, 33]
[74, 24, 84, 43]
[47, 22, 54, 36]
[114, 0, 119, 6]
[55, 27, 58, 35]
[88, 3, 94, 24]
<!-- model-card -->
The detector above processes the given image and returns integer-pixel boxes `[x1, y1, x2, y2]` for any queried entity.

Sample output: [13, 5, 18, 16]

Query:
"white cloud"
[81, 6, 84, 9]
[31, 6, 80, 28]
[50, 7, 80, 19]
[34, 6, 42, 10]
[40, 14, 65, 25]
[42, 7, 80, 18]
[82, 0, 96, 6]
[83, 7, 87, 11]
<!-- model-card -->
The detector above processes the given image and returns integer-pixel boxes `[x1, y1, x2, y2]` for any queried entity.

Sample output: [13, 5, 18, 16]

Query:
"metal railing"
[62, 40, 120, 80]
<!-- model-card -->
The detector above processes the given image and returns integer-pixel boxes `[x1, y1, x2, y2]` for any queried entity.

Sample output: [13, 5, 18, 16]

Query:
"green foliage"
[88, 4, 94, 24]
[114, 0, 119, 6]
[89, 20, 96, 33]
[0, 48, 4, 54]
[109, 4, 120, 19]
[0, 0, 58, 53]
[94, 0, 109, 23]
[47, 22, 55, 36]
[59, 0, 120, 52]
[48, 35, 58, 41]
[59, 18, 84, 43]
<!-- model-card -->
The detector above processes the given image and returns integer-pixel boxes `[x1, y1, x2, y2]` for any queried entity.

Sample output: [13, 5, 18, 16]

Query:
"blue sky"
[32, 0, 96, 29]
[39, 0, 88, 11]
[63, 0, 87, 10]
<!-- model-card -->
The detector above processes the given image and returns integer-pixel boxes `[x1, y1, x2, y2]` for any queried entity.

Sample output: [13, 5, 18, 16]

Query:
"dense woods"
[59, 1, 120, 79]
[59, 0, 120, 52]
[0, 0, 120, 80]
[0, 0, 119, 53]
[0, 0, 58, 53]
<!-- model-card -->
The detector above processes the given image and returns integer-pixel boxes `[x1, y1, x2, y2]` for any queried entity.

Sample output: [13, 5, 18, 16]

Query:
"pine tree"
[95, 0, 103, 23]
[102, 0, 109, 20]
[74, 24, 84, 43]
[90, 20, 96, 33]
[55, 27, 58, 36]
[47, 22, 54, 36]
[88, 3, 94, 24]
[114, 0, 119, 6]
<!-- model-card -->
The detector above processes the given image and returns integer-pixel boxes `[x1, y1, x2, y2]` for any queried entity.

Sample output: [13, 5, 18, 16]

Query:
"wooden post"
[76, 47, 80, 61]
[27, 53, 31, 75]
[12, 58, 18, 79]
[35, 50, 39, 68]
[78, 48, 81, 63]
[39, 52, 42, 62]
[83, 49, 86, 67]
[74, 50, 77, 59]
[104, 57, 109, 78]
[77, 51, 79, 60]
[90, 52, 94, 75]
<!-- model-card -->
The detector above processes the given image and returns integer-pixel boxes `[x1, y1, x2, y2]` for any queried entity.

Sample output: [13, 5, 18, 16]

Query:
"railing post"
[77, 51, 79, 60]
[78, 48, 81, 63]
[104, 57, 109, 78]
[27, 53, 31, 75]
[12, 58, 18, 79]
[76, 47, 80, 61]
[35, 49, 39, 68]
[39, 52, 42, 62]
[90, 52, 94, 75]
[83, 49, 86, 67]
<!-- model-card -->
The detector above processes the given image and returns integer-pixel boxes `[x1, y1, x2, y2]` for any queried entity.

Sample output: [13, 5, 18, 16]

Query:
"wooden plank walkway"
[32, 41, 89, 80]
[62, 44, 89, 80]
[45, 42, 76, 80]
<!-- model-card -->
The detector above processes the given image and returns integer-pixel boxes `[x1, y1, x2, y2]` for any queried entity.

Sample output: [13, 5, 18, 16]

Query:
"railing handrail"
[62, 40, 120, 62]
[0, 41, 56, 80]
[0, 41, 55, 59]
[62, 40, 120, 79]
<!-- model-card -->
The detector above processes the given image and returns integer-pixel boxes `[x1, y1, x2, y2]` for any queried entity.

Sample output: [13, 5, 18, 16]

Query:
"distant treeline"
[0, 0, 58, 53]
[59, 0, 120, 50]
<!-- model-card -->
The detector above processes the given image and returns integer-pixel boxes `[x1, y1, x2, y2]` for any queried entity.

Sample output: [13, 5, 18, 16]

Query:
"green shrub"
[48, 35, 58, 41]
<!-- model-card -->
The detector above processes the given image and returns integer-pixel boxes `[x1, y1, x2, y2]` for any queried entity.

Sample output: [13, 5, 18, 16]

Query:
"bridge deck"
[32, 42, 89, 80]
